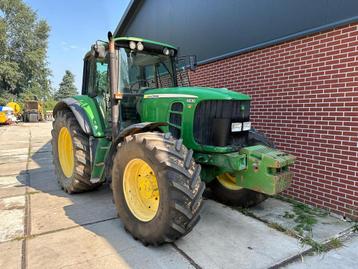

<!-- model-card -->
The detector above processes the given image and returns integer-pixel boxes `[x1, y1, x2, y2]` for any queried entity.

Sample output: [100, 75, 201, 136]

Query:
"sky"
[24, 0, 130, 92]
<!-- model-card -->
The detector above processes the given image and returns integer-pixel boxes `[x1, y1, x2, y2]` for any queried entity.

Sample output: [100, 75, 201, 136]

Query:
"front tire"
[52, 109, 101, 193]
[209, 173, 267, 207]
[209, 128, 274, 207]
[112, 132, 204, 245]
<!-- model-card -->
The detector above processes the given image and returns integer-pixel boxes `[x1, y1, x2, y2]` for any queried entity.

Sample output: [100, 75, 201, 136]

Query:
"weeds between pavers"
[277, 196, 328, 235]
[236, 197, 347, 254]
[285, 203, 327, 235]
[300, 236, 343, 253]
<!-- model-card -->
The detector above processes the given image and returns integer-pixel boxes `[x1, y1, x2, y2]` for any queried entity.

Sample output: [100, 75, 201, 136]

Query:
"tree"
[55, 71, 78, 100]
[0, 0, 51, 100]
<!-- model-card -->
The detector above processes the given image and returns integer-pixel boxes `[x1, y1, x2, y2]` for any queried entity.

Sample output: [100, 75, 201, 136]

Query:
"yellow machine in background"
[0, 110, 6, 124]
[0, 102, 21, 124]
[23, 100, 44, 122]
[7, 102, 21, 116]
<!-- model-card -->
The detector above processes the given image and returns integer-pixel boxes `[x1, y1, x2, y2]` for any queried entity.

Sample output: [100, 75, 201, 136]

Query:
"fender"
[53, 96, 105, 137]
[103, 122, 167, 182]
[115, 122, 167, 143]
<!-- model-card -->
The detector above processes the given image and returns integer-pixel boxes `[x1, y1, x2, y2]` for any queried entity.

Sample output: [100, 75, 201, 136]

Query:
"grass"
[265, 216, 342, 254]
[268, 223, 297, 238]
[233, 196, 348, 254]
[325, 238, 343, 251]
[27, 190, 40, 195]
[279, 196, 328, 235]
[277, 196, 345, 253]
[300, 236, 343, 253]
[353, 224, 358, 233]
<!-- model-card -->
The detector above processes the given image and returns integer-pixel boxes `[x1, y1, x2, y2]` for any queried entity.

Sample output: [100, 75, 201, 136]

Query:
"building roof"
[114, 0, 143, 37]
[114, 0, 358, 65]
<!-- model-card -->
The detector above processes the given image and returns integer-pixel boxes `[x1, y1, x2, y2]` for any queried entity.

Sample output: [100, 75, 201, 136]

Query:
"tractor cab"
[82, 37, 196, 130]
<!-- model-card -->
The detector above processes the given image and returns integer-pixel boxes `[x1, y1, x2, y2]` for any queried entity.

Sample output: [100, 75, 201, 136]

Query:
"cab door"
[82, 55, 110, 132]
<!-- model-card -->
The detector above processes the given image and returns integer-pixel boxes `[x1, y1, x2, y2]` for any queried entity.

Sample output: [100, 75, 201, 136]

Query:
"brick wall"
[190, 23, 358, 220]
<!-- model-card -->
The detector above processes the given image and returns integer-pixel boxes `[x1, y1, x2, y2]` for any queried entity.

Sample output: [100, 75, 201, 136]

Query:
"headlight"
[170, 49, 175, 56]
[243, 121, 251, 131]
[137, 42, 144, 51]
[231, 122, 242, 132]
[129, 41, 136, 50]
[163, 47, 170, 55]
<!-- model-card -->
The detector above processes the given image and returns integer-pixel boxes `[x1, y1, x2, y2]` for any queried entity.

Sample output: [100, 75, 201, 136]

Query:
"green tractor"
[52, 33, 295, 245]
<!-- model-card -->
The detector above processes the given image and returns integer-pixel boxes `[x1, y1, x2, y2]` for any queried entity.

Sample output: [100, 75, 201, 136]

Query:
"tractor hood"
[143, 87, 251, 101]
[140, 86, 252, 153]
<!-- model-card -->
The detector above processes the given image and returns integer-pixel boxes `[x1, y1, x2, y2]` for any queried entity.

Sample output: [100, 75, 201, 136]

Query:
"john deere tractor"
[52, 33, 295, 245]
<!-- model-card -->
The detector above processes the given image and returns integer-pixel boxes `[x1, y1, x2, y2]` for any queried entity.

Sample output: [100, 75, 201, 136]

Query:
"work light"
[129, 41, 136, 50]
[163, 47, 170, 55]
[137, 42, 144, 51]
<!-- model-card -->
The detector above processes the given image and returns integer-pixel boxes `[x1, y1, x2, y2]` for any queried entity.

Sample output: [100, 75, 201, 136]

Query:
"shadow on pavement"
[24, 141, 189, 268]
[26, 132, 334, 269]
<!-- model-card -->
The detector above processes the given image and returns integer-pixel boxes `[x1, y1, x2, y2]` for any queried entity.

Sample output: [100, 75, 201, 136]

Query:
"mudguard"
[103, 122, 167, 182]
[53, 96, 105, 137]
[116, 122, 167, 143]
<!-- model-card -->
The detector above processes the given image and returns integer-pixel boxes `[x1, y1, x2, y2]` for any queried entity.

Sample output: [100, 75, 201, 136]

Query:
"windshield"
[118, 48, 176, 93]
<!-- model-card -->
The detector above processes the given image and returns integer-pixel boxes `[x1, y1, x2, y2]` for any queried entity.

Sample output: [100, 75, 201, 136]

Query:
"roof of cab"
[114, 36, 177, 50]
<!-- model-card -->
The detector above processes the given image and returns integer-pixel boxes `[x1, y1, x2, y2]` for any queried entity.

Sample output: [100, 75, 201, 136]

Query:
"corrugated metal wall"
[117, 0, 358, 64]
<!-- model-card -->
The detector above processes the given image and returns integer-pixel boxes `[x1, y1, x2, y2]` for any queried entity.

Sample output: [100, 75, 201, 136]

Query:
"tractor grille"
[193, 100, 250, 147]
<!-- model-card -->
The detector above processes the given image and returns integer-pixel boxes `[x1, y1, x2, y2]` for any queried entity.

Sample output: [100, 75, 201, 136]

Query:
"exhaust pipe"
[108, 32, 120, 139]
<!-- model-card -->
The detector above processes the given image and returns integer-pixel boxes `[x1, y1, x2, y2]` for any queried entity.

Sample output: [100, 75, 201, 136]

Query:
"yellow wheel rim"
[217, 173, 242, 191]
[58, 127, 74, 178]
[123, 158, 160, 222]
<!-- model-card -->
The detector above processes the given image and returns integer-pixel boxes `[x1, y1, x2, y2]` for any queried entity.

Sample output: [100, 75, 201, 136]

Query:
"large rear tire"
[112, 132, 204, 245]
[51, 109, 101, 193]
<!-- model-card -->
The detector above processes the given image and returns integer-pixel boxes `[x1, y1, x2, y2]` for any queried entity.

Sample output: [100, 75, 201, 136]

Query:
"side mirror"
[189, 55, 197, 71]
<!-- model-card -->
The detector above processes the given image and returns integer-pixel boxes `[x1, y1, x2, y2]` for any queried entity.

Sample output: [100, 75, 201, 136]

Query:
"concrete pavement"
[283, 234, 358, 269]
[0, 122, 356, 269]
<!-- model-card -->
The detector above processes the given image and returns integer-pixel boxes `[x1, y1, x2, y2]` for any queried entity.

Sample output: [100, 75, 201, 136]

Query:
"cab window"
[82, 56, 108, 97]
[95, 61, 108, 95]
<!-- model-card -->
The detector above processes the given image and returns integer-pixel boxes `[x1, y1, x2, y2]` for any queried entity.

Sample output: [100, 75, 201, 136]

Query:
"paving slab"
[0, 161, 27, 177]
[248, 198, 353, 242]
[31, 144, 52, 153]
[28, 165, 55, 174]
[0, 142, 29, 150]
[28, 169, 59, 193]
[0, 196, 25, 242]
[0, 132, 28, 139]
[0, 148, 29, 157]
[176, 200, 308, 269]
[0, 154, 28, 164]
[29, 153, 53, 164]
[0, 185, 26, 199]
[30, 150, 52, 159]
[0, 239, 23, 269]
[31, 141, 51, 149]
[27, 219, 193, 269]
[0, 126, 7, 135]
[30, 137, 51, 143]
[27, 159, 53, 171]
[0, 175, 26, 186]
[30, 186, 116, 235]
[284, 234, 358, 269]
